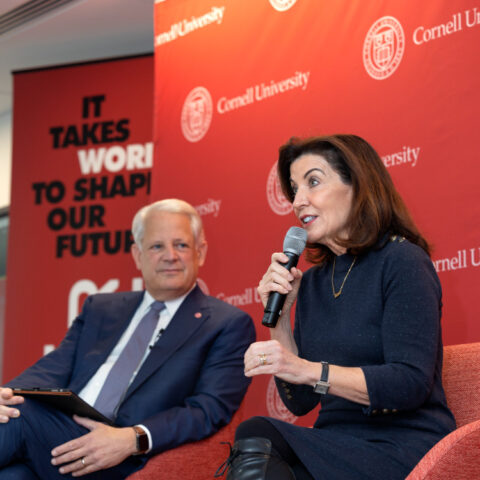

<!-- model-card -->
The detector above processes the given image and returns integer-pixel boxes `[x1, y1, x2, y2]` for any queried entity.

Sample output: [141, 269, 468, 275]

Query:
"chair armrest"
[406, 419, 480, 480]
[127, 407, 242, 480]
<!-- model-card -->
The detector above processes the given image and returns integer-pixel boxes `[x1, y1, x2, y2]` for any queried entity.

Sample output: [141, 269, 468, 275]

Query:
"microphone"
[149, 328, 165, 349]
[262, 226, 308, 328]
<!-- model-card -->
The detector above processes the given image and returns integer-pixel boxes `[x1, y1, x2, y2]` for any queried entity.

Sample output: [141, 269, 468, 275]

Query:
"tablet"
[12, 388, 114, 425]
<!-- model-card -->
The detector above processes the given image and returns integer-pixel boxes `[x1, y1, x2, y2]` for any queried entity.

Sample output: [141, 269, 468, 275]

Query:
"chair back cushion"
[442, 342, 480, 427]
[127, 403, 244, 480]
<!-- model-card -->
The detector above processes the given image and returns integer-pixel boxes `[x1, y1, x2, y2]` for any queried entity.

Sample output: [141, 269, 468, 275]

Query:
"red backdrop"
[4, 1, 480, 429]
[152, 0, 480, 425]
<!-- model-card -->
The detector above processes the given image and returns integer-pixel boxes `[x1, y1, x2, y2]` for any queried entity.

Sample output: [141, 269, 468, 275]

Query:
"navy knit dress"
[265, 237, 456, 479]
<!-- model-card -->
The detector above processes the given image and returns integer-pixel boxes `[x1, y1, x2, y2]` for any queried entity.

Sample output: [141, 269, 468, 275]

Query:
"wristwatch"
[313, 361, 330, 395]
[132, 425, 149, 455]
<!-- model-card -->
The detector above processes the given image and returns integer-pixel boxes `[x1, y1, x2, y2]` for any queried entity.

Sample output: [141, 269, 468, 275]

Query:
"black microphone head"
[283, 226, 307, 255]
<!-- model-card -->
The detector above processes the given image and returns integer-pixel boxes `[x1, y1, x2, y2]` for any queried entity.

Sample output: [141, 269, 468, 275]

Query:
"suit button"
[371, 409, 378, 415]
[285, 388, 290, 393]
[392, 409, 398, 413]
[287, 394, 293, 400]
[382, 408, 390, 414]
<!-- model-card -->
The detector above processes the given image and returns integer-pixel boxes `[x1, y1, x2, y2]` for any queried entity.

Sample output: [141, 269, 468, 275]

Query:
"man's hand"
[0, 387, 24, 423]
[51, 415, 137, 477]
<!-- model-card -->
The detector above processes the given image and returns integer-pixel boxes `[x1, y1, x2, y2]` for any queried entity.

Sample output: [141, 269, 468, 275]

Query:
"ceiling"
[0, 0, 154, 116]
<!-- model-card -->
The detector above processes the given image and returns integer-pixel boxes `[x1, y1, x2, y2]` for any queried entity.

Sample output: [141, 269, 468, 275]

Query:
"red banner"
[4, 55, 153, 381]
[153, 0, 480, 424]
[5, 0, 480, 430]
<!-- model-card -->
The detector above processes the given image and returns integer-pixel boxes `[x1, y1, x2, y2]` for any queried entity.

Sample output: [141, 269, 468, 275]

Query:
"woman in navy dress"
[217, 135, 456, 480]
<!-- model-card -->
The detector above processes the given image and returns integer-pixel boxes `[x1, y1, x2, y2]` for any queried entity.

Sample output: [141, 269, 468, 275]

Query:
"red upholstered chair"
[406, 342, 480, 479]
[127, 404, 244, 480]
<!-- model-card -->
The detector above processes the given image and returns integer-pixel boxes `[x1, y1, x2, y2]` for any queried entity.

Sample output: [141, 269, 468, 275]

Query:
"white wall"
[0, 112, 9, 382]
[0, 112, 12, 209]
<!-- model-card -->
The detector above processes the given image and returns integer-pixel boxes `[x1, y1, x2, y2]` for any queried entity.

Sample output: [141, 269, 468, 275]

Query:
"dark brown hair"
[278, 134, 430, 264]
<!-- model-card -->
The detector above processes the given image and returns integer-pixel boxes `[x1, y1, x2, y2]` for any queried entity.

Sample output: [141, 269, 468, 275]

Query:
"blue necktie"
[94, 300, 166, 420]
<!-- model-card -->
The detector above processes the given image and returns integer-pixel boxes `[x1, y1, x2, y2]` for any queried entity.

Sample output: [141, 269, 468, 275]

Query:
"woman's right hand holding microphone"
[257, 251, 303, 328]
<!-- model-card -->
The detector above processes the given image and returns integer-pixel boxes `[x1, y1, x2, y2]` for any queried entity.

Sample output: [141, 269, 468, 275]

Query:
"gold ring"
[259, 353, 267, 366]
[81, 457, 86, 466]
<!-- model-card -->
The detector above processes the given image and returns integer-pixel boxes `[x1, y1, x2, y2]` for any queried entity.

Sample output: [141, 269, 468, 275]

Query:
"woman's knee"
[235, 416, 274, 440]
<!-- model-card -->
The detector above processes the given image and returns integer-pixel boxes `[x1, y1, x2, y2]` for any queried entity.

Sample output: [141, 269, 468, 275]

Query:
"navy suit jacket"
[8, 285, 255, 456]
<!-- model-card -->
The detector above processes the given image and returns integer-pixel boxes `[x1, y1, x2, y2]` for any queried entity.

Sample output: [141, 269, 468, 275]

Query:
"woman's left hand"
[244, 340, 319, 385]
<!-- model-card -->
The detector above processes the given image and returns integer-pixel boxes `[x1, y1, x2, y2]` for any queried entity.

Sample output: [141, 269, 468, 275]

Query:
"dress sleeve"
[275, 377, 321, 416]
[361, 243, 442, 415]
[275, 291, 322, 416]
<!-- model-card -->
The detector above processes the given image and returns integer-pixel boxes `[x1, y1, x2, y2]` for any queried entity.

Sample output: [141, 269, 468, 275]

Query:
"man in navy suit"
[0, 199, 255, 479]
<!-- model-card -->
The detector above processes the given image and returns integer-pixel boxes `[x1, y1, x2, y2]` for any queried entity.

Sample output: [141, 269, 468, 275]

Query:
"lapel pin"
[194, 312, 202, 318]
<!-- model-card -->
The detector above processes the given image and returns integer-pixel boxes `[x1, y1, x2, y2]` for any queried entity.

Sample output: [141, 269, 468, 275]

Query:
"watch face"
[138, 433, 149, 452]
[134, 426, 149, 453]
[314, 381, 329, 395]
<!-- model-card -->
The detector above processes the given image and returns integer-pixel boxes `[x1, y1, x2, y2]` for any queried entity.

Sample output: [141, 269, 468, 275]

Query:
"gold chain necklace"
[331, 256, 356, 298]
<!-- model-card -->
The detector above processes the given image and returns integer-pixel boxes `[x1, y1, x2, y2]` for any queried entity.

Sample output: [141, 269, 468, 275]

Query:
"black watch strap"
[313, 361, 330, 395]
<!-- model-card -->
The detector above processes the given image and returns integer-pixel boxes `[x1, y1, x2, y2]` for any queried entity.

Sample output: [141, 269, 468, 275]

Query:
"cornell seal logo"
[363, 16, 405, 80]
[266, 376, 297, 423]
[266, 162, 293, 216]
[181, 87, 213, 142]
[269, 0, 297, 11]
